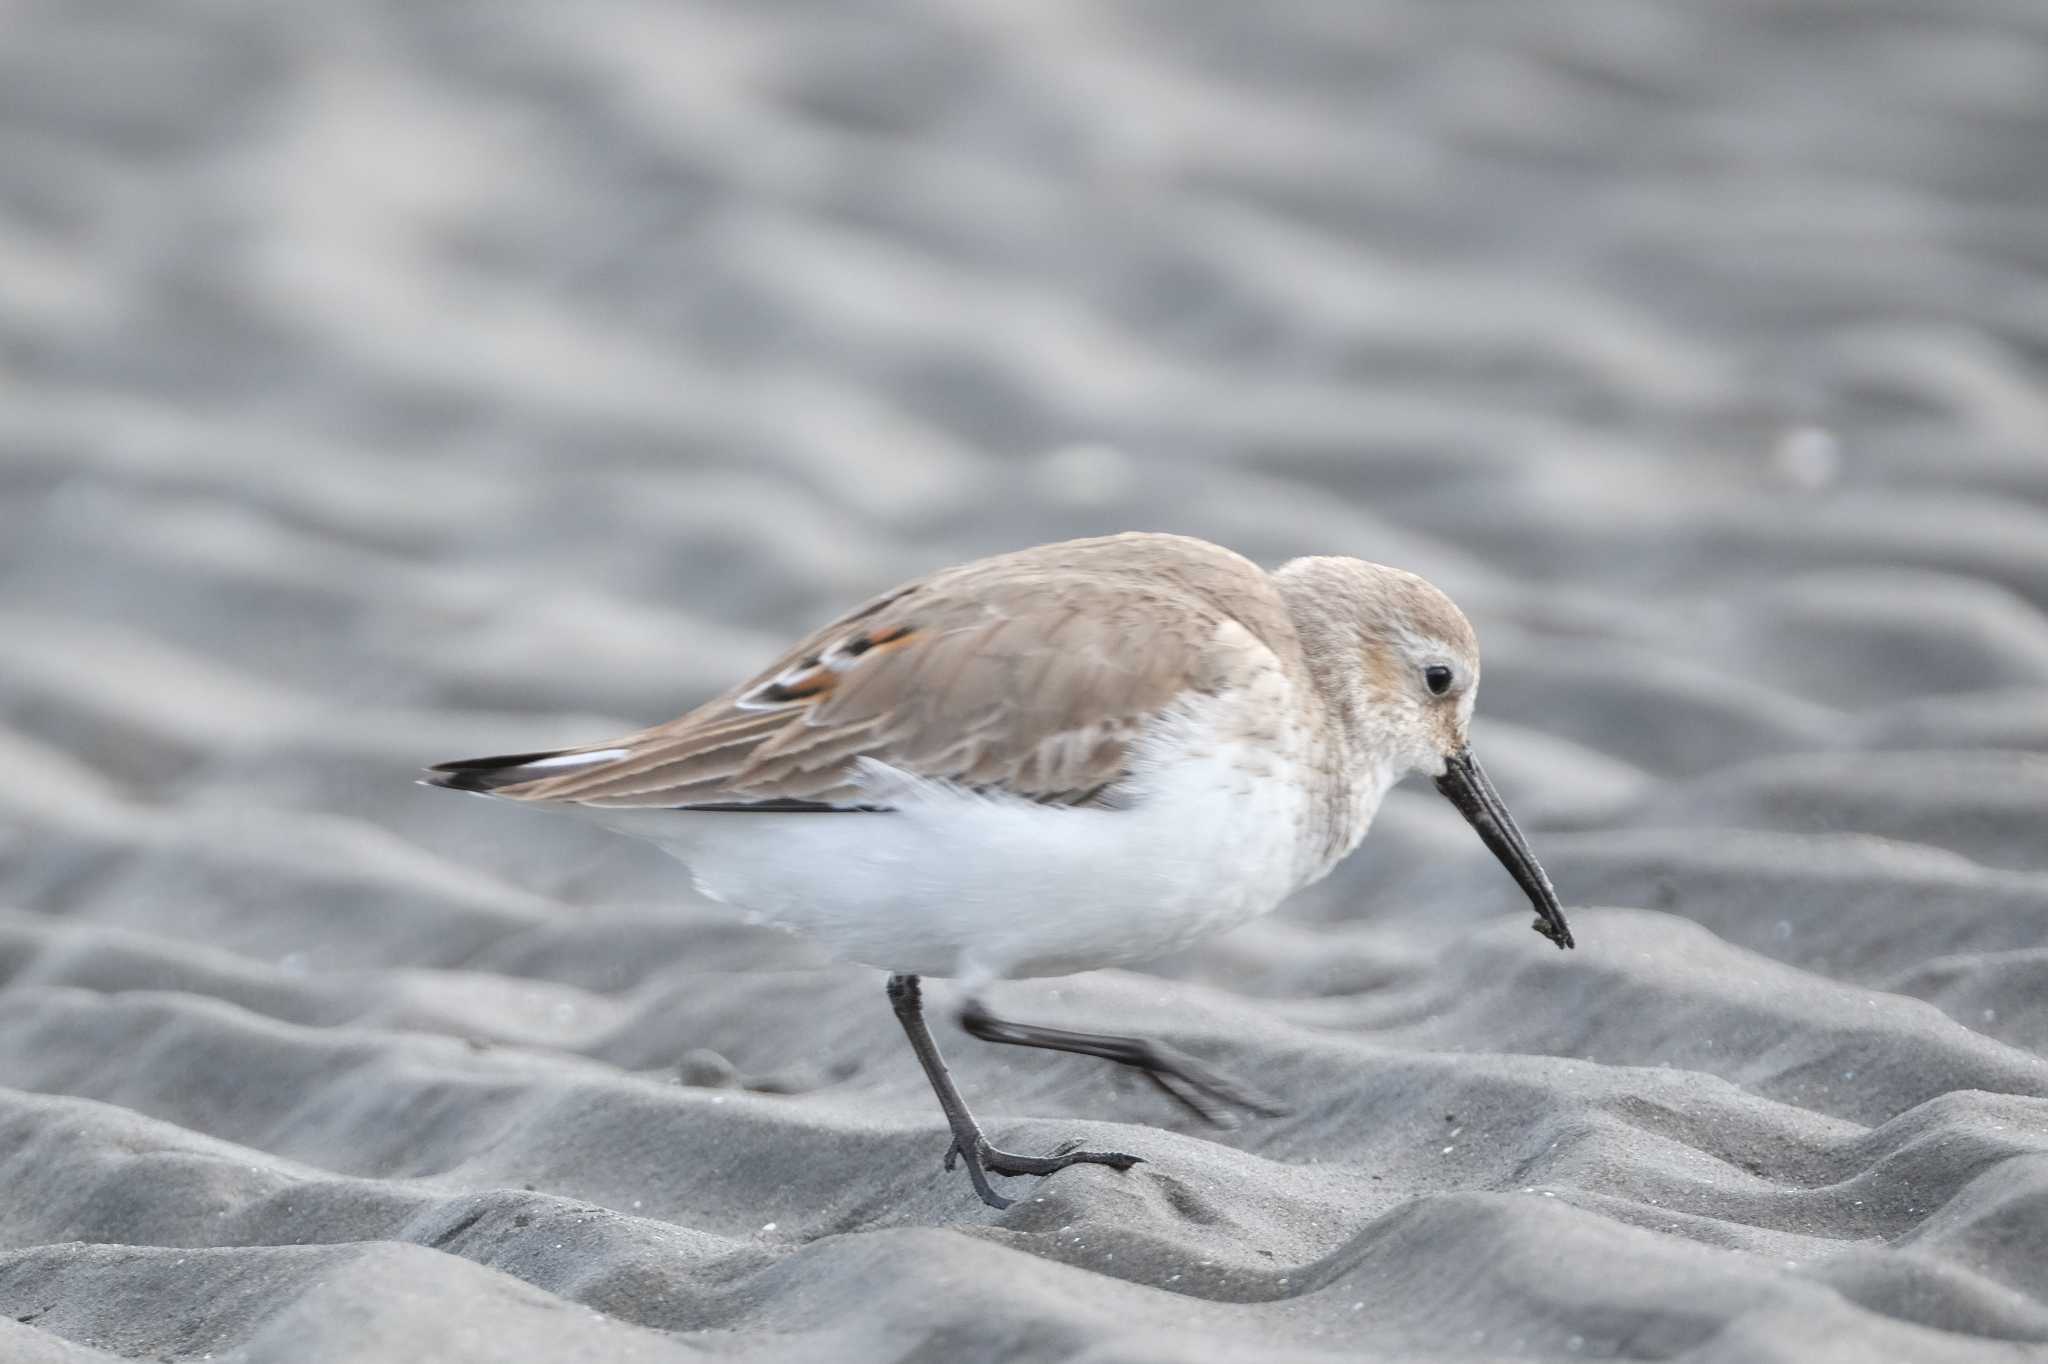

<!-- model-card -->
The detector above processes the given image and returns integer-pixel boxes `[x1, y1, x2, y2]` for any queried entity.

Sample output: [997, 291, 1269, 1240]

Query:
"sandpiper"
[428, 532, 1573, 1208]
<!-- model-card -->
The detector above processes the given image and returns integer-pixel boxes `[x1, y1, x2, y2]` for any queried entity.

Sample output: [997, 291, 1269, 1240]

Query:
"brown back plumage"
[482, 533, 1305, 809]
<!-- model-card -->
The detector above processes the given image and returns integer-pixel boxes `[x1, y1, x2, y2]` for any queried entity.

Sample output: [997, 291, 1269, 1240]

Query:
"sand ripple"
[2, 0, 2047, 1358]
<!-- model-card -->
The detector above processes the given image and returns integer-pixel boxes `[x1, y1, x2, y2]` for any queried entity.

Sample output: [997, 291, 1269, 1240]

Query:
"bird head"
[1276, 556, 1574, 950]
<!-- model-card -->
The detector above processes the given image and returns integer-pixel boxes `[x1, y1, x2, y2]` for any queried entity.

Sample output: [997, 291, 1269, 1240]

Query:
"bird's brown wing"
[487, 533, 1298, 810]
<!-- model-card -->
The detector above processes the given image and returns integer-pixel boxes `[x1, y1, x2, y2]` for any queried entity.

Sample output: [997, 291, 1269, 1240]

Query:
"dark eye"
[1424, 664, 1454, 696]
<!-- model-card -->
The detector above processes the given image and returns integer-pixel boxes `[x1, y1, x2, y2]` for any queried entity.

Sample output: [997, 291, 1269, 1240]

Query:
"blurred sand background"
[2, 1, 2048, 1360]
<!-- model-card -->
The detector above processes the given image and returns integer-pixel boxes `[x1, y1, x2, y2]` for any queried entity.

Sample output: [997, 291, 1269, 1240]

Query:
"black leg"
[959, 996, 1288, 1127]
[886, 974, 1141, 1210]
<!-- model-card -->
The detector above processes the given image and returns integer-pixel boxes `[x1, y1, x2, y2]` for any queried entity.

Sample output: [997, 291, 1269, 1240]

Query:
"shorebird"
[427, 532, 1573, 1208]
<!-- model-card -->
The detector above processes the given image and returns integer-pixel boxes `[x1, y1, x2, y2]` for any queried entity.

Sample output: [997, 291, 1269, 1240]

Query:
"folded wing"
[436, 535, 1294, 812]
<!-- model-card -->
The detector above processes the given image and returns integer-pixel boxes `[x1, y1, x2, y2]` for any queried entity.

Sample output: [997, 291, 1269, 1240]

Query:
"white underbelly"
[604, 742, 1329, 983]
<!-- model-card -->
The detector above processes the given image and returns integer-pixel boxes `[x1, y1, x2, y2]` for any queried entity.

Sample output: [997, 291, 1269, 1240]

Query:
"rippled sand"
[2, 2, 2047, 1360]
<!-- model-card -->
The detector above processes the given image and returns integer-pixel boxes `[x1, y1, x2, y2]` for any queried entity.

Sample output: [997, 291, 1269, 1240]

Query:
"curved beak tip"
[1434, 748, 1576, 952]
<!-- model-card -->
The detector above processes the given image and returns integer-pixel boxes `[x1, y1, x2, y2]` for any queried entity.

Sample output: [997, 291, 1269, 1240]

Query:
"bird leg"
[885, 973, 1141, 1210]
[958, 996, 1287, 1127]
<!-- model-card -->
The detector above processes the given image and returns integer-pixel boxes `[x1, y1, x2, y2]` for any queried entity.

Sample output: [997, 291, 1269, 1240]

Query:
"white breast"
[604, 682, 1380, 985]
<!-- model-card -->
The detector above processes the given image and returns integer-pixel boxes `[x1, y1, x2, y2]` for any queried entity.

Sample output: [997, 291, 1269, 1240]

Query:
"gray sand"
[3, 1, 2048, 1360]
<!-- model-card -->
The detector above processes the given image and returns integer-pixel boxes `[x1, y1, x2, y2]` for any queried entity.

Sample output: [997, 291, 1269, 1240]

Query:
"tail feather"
[423, 747, 624, 794]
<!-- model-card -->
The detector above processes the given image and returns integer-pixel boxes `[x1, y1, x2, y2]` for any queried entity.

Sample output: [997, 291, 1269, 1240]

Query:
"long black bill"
[1434, 748, 1575, 950]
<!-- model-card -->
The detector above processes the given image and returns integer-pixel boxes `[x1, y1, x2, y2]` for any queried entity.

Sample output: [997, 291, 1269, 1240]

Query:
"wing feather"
[494, 533, 1299, 810]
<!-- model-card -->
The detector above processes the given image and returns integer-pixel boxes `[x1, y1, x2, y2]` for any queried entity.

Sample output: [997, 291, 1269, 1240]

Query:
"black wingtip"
[422, 766, 489, 793]
[422, 750, 568, 793]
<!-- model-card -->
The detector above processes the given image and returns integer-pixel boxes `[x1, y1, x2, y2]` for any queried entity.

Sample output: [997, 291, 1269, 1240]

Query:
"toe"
[1059, 1147, 1142, 1172]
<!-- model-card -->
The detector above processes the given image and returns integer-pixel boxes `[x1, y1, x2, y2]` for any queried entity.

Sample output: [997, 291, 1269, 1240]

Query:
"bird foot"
[943, 1135, 1142, 1209]
[1128, 1043, 1291, 1127]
